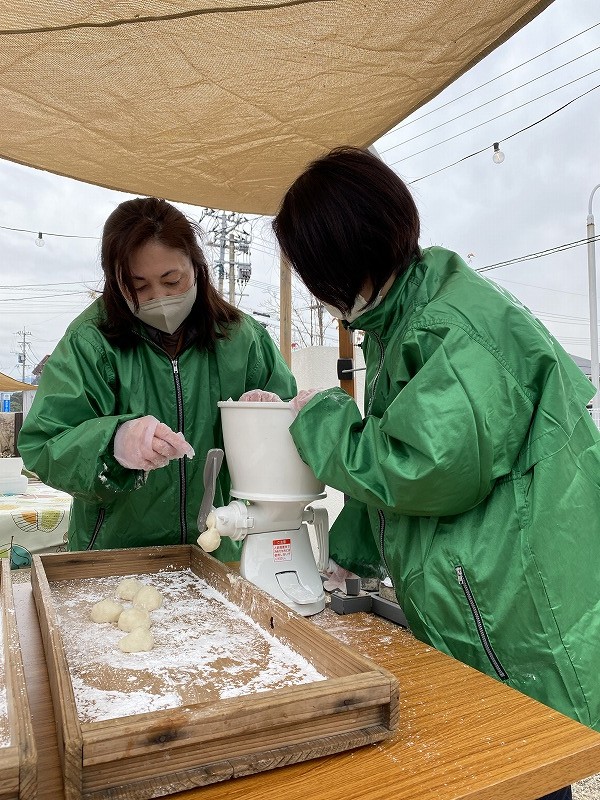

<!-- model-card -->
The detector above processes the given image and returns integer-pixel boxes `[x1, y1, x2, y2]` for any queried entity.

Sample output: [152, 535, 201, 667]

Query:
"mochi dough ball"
[116, 578, 143, 601]
[91, 598, 123, 624]
[197, 526, 221, 553]
[133, 585, 163, 611]
[117, 607, 152, 632]
[118, 627, 154, 653]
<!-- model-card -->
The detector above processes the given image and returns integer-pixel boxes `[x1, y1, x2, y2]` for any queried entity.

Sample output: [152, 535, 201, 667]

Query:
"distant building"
[569, 353, 593, 378]
[32, 355, 50, 380]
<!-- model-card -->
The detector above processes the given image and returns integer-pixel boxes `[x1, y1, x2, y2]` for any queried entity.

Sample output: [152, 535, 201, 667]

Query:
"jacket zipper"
[134, 332, 190, 544]
[455, 565, 509, 680]
[87, 508, 106, 550]
[171, 359, 188, 544]
[377, 509, 392, 578]
[366, 331, 385, 417]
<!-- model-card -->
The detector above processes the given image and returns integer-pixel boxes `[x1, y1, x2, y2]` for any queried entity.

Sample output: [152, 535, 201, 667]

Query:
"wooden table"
[13, 581, 600, 800]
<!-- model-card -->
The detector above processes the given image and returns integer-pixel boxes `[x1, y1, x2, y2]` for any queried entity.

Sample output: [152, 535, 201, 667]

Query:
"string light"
[492, 143, 505, 164]
[34, 232, 44, 247]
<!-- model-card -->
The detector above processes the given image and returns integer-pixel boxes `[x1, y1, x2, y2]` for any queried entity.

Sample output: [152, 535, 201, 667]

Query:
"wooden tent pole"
[338, 324, 355, 398]
[279, 252, 292, 368]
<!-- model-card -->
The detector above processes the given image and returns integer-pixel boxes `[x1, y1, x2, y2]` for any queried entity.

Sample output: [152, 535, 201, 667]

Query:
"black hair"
[273, 147, 420, 313]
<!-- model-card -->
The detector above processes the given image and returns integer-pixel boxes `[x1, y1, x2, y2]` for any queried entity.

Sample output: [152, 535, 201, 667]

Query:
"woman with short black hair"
[272, 147, 600, 800]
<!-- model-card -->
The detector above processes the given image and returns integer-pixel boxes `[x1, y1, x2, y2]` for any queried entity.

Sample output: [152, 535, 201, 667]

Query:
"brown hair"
[100, 197, 241, 348]
[273, 147, 420, 314]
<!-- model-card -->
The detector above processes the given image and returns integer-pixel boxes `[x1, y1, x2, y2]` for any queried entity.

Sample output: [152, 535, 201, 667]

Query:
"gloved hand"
[239, 389, 282, 402]
[289, 388, 324, 416]
[322, 558, 360, 593]
[114, 415, 195, 471]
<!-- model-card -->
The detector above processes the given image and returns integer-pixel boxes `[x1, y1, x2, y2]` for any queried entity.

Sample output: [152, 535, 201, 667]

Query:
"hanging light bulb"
[492, 142, 505, 164]
[35, 232, 45, 247]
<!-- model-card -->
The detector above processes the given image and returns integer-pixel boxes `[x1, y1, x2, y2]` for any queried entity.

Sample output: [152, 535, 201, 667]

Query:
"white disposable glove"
[114, 415, 195, 471]
[289, 388, 324, 416]
[239, 389, 282, 402]
[322, 559, 360, 593]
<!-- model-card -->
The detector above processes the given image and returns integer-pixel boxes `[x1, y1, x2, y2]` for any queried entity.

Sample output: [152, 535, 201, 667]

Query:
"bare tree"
[260, 283, 338, 348]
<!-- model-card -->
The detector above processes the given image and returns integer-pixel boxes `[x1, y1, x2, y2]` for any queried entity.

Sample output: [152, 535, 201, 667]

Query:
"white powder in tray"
[0, 613, 10, 747]
[50, 568, 325, 723]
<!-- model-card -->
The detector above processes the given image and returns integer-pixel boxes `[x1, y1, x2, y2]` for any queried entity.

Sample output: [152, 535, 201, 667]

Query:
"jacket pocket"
[455, 565, 509, 680]
[86, 508, 106, 550]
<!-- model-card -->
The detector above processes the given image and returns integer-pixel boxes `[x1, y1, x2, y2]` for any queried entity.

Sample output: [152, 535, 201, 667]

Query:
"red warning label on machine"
[272, 538, 292, 562]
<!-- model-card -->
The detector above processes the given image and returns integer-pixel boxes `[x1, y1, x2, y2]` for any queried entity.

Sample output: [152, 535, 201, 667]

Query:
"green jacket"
[19, 300, 296, 558]
[291, 247, 600, 730]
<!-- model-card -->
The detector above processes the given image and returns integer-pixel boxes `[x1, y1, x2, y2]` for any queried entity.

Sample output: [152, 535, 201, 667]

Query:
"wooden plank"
[83, 726, 391, 799]
[82, 713, 388, 791]
[32, 546, 398, 800]
[338, 324, 355, 398]
[37, 546, 191, 582]
[12, 584, 63, 800]
[279, 252, 292, 367]
[82, 673, 392, 762]
[30, 557, 83, 800]
[0, 561, 36, 800]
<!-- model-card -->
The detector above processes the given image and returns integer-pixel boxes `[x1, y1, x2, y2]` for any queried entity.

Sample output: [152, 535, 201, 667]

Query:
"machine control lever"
[197, 448, 224, 533]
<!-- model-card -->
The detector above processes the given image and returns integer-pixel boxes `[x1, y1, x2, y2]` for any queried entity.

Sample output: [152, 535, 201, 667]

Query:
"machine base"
[330, 589, 408, 627]
[240, 526, 325, 617]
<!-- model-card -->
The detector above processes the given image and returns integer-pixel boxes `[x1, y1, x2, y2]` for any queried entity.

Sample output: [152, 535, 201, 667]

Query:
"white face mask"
[322, 291, 384, 324]
[125, 282, 197, 334]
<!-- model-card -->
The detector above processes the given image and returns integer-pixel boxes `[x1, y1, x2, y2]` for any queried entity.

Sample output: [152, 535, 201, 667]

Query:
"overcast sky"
[1, 0, 599, 381]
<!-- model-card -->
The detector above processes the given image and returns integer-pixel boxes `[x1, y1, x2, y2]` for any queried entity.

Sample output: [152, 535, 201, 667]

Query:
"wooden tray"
[0, 560, 36, 800]
[31, 545, 399, 800]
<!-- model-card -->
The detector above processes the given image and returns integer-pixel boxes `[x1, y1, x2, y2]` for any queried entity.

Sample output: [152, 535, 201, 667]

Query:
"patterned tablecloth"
[0, 480, 71, 556]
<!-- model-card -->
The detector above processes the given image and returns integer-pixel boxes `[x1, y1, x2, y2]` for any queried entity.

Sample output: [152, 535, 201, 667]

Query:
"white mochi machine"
[197, 401, 328, 616]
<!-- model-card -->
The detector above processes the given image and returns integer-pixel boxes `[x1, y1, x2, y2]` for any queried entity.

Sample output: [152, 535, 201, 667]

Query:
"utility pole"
[228, 233, 236, 304]
[280, 253, 292, 367]
[218, 211, 226, 297]
[317, 300, 324, 346]
[587, 183, 600, 424]
[16, 329, 32, 383]
[199, 209, 252, 303]
[308, 299, 325, 345]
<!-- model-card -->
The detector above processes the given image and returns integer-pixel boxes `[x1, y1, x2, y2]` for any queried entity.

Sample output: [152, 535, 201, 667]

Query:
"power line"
[0, 291, 91, 302]
[476, 234, 600, 273]
[534, 312, 591, 324]
[390, 66, 600, 165]
[0, 281, 92, 289]
[378, 20, 600, 136]
[0, 223, 98, 240]
[380, 44, 600, 155]
[494, 277, 587, 297]
[408, 81, 600, 183]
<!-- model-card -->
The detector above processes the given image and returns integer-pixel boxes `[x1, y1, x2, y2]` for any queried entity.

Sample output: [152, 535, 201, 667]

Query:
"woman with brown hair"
[19, 197, 295, 556]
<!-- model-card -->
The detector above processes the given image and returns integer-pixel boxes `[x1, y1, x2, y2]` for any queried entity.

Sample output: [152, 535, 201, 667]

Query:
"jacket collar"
[346, 247, 463, 341]
[347, 253, 422, 340]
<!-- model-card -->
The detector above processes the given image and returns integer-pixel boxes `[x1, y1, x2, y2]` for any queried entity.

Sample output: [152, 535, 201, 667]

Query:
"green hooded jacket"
[291, 246, 600, 731]
[19, 299, 296, 558]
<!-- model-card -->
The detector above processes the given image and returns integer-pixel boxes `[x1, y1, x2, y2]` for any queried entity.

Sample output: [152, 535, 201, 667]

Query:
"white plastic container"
[0, 474, 28, 495]
[218, 401, 324, 501]
[0, 457, 23, 478]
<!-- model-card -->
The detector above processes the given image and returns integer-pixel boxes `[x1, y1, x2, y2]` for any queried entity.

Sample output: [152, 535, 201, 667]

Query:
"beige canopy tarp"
[0, 372, 36, 392]
[0, 1, 552, 214]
